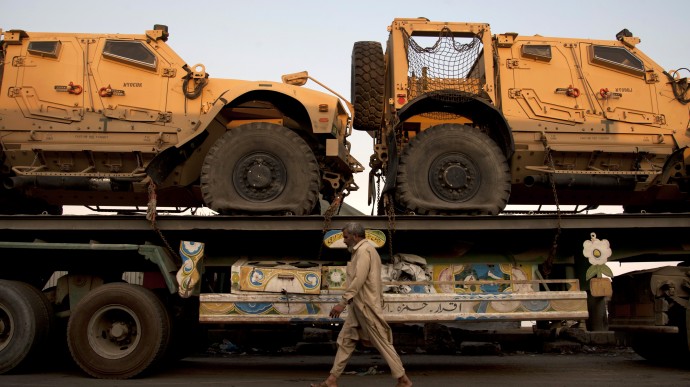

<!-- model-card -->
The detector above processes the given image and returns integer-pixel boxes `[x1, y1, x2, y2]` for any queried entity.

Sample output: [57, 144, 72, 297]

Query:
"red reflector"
[397, 94, 406, 105]
[319, 118, 329, 122]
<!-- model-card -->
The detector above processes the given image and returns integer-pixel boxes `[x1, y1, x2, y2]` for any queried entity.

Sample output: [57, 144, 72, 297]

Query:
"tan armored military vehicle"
[0, 25, 362, 215]
[352, 18, 690, 214]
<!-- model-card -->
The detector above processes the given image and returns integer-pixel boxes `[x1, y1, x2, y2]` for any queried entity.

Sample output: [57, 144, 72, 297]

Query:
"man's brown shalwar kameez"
[330, 239, 406, 379]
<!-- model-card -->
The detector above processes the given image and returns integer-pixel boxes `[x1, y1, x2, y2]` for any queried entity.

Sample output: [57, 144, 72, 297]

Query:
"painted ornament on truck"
[583, 233, 613, 279]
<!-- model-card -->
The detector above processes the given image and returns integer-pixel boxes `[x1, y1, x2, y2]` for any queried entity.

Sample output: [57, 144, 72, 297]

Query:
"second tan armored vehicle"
[0, 25, 362, 215]
[352, 18, 690, 214]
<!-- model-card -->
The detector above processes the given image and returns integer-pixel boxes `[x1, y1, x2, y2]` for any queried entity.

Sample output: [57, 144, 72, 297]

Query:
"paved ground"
[2, 348, 689, 386]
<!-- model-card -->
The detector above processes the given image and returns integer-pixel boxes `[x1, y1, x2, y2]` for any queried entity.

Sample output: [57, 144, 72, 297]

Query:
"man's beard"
[347, 246, 353, 253]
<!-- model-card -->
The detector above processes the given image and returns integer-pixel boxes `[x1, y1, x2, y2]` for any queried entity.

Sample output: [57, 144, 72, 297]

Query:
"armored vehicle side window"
[28, 41, 61, 58]
[590, 45, 644, 75]
[103, 40, 157, 69]
[522, 45, 551, 62]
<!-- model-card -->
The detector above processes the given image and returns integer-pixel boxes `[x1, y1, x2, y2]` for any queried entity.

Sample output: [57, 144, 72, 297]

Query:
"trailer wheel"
[351, 41, 385, 131]
[396, 124, 511, 215]
[67, 283, 171, 379]
[154, 289, 202, 361]
[630, 332, 689, 364]
[0, 280, 53, 374]
[200, 123, 320, 215]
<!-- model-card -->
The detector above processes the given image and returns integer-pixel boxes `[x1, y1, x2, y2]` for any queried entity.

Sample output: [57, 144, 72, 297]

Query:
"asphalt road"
[1, 350, 689, 386]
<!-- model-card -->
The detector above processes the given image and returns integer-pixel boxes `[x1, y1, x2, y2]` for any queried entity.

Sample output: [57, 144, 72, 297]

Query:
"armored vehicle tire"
[200, 123, 320, 215]
[396, 124, 511, 215]
[0, 280, 53, 374]
[351, 41, 385, 132]
[67, 283, 171, 379]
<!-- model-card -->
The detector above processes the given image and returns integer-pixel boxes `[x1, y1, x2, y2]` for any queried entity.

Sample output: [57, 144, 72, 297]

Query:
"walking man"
[312, 222, 412, 387]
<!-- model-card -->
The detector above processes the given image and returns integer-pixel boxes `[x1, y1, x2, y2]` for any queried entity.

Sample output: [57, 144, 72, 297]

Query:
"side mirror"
[281, 71, 309, 86]
[280, 71, 356, 132]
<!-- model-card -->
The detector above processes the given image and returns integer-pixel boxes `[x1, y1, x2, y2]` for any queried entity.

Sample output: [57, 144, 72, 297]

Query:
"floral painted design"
[327, 268, 346, 288]
[583, 232, 613, 279]
[176, 241, 204, 298]
[304, 273, 320, 289]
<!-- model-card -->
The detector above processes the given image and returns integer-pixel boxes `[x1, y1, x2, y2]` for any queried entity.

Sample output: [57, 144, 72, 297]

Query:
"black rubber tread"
[351, 41, 385, 132]
[630, 332, 690, 364]
[0, 280, 53, 374]
[200, 122, 320, 215]
[396, 124, 511, 215]
[67, 283, 171, 379]
[153, 289, 202, 362]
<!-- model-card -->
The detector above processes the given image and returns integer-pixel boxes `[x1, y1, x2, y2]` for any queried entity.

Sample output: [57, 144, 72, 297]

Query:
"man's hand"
[330, 303, 345, 318]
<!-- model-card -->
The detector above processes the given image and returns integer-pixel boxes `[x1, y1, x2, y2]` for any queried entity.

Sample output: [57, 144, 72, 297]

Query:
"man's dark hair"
[342, 222, 366, 238]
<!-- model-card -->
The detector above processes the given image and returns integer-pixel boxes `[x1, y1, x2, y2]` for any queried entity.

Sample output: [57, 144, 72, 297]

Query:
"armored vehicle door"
[89, 38, 170, 124]
[14, 36, 84, 122]
[577, 42, 658, 126]
[502, 38, 586, 125]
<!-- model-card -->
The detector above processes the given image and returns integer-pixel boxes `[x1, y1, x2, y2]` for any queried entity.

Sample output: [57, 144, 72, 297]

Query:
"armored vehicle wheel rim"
[200, 122, 320, 215]
[429, 153, 480, 201]
[395, 123, 511, 215]
[233, 152, 287, 202]
[86, 305, 141, 360]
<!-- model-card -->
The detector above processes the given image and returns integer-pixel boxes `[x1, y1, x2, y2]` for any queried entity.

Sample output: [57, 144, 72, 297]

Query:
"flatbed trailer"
[1, 213, 689, 377]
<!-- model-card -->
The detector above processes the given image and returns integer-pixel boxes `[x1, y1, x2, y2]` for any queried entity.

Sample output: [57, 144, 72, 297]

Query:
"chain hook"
[540, 134, 562, 278]
[146, 181, 181, 263]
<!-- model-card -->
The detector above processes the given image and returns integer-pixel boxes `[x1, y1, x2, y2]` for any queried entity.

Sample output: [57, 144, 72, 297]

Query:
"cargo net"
[404, 27, 485, 119]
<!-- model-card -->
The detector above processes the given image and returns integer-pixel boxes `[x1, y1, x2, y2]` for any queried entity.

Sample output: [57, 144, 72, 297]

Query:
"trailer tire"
[67, 283, 171, 379]
[630, 332, 689, 364]
[200, 123, 320, 215]
[154, 289, 201, 362]
[351, 41, 385, 132]
[0, 280, 53, 374]
[396, 124, 511, 215]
